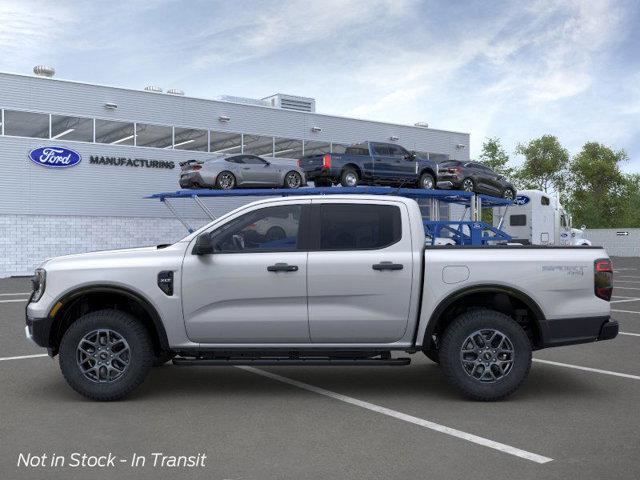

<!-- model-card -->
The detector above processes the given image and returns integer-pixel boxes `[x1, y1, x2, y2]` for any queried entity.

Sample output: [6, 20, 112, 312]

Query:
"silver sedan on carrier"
[179, 154, 306, 190]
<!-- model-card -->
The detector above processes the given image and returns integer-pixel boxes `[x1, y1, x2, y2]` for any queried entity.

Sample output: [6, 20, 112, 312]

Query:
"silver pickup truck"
[25, 194, 617, 401]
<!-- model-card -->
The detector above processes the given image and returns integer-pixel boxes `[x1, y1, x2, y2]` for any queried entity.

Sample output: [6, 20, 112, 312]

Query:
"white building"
[0, 69, 470, 277]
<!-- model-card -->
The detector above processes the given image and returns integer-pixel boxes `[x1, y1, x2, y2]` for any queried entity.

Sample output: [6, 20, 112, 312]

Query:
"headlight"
[31, 268, 46, 302]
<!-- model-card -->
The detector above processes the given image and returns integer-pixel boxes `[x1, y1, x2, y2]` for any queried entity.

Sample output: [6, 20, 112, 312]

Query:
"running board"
[172, 357, 411, 366]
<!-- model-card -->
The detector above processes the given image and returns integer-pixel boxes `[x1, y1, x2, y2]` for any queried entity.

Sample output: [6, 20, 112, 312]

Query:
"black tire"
[284, 171, 303, 189]
[215, 171, 236, 190]
[461, 178, 475, 192]
[340, 168, 359, 187]
[58, 309, 153, 401]
[423, 349, 440, 363]
[439, 309, 531, 401]
[314, 178, 332, 187]
[153, 350, 175, 367]
[419, 172, 435, 190]
[502, 188, 516, 200]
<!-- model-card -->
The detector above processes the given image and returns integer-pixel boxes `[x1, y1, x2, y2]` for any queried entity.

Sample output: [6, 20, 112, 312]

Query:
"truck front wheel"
[58, 309, 154, 401]
[439, 309, 531, 401]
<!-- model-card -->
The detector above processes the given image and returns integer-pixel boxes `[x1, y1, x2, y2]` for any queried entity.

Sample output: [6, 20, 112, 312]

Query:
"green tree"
[566, 142, 628, 228]
[515, 135, 569, 194]
[479, 137, 514, 177]
[619, 174, 640, 227]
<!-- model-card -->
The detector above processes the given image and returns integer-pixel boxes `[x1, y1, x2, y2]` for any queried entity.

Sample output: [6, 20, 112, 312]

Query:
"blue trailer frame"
[146, 186, 513, 245]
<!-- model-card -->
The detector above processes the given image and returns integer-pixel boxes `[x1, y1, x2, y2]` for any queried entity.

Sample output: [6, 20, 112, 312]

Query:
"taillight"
[322, 153, 331, 169]
[192, 164, 202, 170]
[594, 258, 613, 301]
[297, 159, 301, 167]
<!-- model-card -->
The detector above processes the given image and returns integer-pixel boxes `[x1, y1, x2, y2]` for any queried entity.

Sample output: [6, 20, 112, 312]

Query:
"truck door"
[370, 143, 395, 182]
[181, 202, 311, 343]
[307, 201, 413, 343]
[387, 144, 418, 182]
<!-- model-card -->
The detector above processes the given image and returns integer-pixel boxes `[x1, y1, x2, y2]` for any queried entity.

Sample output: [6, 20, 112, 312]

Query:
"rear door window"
[372, 144, 390, 156]
[317, 204, 402, 250]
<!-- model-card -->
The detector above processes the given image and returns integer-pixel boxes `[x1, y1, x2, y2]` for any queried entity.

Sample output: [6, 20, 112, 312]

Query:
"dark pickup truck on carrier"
[298, 141, 439, 189]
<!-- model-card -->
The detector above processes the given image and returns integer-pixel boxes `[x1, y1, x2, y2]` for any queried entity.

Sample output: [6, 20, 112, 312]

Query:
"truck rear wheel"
[439, 309, 531, 401]
[340, 168, 359, 187]
[58, 309, 153, 401]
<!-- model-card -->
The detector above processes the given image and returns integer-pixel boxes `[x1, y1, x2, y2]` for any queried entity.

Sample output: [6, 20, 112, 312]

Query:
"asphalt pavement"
[1, 257, 639, 480]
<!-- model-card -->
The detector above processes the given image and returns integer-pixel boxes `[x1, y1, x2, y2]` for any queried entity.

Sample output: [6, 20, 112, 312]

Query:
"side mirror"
[264, 160, 271, 166]
[192, 232, 214, 255]
[404, 152, 416, 160]
[581, 225, 586, 231]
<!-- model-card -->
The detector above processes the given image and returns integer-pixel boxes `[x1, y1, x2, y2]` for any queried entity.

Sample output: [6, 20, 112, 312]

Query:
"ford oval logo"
[28, 146, 82, 168]
[514, 195, 530, 206]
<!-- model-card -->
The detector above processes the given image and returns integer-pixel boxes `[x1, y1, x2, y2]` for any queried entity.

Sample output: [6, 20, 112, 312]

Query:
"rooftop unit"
[262, 93, 316, 113]
[217, 95, 270, 107]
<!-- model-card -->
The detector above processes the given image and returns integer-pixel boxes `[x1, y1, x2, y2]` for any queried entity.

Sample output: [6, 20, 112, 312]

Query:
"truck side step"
[172, 357, 411, 366]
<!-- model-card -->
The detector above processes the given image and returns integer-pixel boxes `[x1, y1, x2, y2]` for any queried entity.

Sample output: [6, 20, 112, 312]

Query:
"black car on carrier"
[436, 160, 516, 199]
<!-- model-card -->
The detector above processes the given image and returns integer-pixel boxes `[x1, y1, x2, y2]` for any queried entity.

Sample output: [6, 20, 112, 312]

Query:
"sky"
[1, 0, 639, 171]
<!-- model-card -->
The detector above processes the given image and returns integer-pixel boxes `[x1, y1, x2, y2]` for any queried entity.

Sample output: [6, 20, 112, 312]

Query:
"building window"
[3, 110, 50, 139]
[50, 114, 94, 142]
[331, 143, 349, 154]
[273, 137, 303, 159]
[210, 131, 242, 154]
[135, 123, 173, 148]
[243, 134, 274, 156]
[95, 119, 135, 145]
[173, 127, 208, 151]
[303, 140, 330, 156]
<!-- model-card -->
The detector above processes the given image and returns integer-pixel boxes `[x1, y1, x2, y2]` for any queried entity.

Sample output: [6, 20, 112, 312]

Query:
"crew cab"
[298, 142, 439, 189]
[25, 195, 617, 401]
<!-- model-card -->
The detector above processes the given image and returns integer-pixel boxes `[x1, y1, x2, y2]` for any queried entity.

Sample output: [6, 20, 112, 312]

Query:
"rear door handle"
[267, 263, 299, 272]
[372, 261, 403, 271]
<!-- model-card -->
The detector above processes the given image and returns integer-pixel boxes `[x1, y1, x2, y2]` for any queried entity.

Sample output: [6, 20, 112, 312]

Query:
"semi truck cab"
[494, 189, 591, 246]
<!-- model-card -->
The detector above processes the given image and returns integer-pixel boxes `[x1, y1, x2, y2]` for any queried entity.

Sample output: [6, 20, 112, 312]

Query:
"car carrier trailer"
[146, 186, 514, 246]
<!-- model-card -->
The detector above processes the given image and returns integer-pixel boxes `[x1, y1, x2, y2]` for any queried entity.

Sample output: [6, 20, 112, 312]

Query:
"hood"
[40, 244, 187, 272]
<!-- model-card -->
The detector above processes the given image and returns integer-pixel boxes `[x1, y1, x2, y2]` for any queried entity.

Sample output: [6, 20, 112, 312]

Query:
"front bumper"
[25, 315, 54, 349]
[539, 316, 618, 348]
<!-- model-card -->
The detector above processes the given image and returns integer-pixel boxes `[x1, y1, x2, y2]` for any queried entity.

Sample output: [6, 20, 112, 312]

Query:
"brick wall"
[0, 214, 207, 277]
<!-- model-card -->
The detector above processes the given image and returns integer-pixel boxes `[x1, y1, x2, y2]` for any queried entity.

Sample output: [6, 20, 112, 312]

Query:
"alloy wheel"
[218, 172, 235, 189]
[459, 329, 514, 383]
[76, 329, 131, 383]
[421, 175, 434, 189]
[286, 172, 301, 188]
[503, 189, 515, 200]
[345, 172, 358, 187]
[462, 179, 474, 192]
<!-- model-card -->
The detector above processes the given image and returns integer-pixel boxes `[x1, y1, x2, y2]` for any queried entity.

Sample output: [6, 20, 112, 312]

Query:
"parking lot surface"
[1, 257, 639, 479]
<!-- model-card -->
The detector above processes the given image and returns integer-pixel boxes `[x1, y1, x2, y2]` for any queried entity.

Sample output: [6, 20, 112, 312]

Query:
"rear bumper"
[437, 177, 463, 190]
[179, 172, 208, 188]
[539, 315, 618, 348]
[303, 167, 334, 181]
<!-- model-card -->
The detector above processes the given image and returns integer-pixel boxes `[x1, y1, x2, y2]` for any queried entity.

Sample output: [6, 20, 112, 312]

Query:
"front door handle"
[372, 261, 403, 271]
[267, 263, 298, 272]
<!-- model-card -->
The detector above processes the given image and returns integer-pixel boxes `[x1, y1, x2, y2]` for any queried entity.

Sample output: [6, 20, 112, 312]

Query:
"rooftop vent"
[33, 65, 55, 78]
[414, 122, 429, 128]
[144, 85, 163, 93]
[262, 93, 316, 113]
[167, 88, 185, 96]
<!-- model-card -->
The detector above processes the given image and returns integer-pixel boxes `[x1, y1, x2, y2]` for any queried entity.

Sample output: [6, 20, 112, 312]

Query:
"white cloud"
[0, 1, 76, 66]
